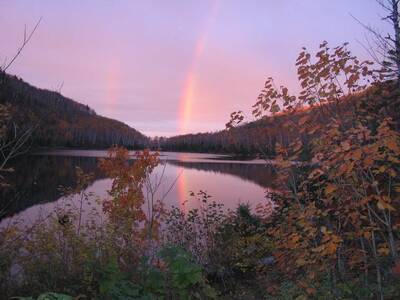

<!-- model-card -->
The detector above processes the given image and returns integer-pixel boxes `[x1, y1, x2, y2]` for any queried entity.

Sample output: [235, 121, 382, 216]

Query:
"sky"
[0, 0, 389, 137]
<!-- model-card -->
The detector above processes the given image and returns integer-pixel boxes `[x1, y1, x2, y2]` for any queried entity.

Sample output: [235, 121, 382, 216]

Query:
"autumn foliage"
[229, 41, 400, 298]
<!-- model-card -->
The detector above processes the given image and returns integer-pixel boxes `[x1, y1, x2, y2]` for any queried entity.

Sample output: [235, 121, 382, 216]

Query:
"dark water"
[0, 150, 276, 227]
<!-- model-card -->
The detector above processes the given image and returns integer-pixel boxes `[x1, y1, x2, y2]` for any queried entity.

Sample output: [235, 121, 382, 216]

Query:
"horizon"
[1, 0, 388, 137]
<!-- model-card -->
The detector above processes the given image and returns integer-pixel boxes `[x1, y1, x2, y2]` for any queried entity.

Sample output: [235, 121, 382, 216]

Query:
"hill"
[0, 72, 149, 149]
[157, 82, 400, 157]
[154, 107, 318, 157]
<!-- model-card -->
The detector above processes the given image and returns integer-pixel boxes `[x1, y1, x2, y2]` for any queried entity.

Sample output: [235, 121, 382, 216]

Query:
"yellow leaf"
[378, 166, 386, 173]
[377, 200, 396, 211]
[388, 169, 397, 178]
[325, 184, 336, 195]
[296, 258, 307, 267]
[278, 160, 292, 168]
[378, 247, 390, 256]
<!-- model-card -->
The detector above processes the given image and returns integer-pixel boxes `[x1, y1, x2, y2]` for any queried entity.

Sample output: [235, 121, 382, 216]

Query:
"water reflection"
[167, 160, 276, 189]
[0, 155, 102, 218]
[0, 152, 276, 225]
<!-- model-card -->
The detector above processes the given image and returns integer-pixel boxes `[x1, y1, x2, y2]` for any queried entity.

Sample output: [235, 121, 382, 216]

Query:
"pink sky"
[0, 1, 388, 136]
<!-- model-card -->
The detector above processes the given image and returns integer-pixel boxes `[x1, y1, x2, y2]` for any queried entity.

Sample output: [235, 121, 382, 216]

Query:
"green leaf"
[37, 293, 73, 300]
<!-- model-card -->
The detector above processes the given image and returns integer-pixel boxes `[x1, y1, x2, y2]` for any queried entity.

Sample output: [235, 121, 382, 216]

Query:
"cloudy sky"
[0, 0, 388, 136]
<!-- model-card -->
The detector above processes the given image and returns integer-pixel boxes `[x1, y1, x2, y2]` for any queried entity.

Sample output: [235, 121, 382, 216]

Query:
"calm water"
[0, 150, 276, 227]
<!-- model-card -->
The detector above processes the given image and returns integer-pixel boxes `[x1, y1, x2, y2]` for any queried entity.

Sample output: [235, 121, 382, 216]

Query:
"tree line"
[0, 72, 149, 149]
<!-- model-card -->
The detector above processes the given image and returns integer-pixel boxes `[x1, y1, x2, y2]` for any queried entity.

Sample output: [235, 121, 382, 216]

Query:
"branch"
[376, 0, 393, 13]
[2, 17, 42, 72]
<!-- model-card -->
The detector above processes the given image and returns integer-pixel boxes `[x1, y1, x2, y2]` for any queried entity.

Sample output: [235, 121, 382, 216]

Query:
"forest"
[153, 93, 399, 158]
[0, 70, 336, 158]
[0, 72, 149, 149]
[2, 68, 383, 159]
[1, 70, 304, 157]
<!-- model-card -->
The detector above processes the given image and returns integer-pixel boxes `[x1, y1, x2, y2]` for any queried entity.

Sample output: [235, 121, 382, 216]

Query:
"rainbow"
[178, 1, 219, 135]
[106, 58, 121, 111]
[177, 168, 187, 212]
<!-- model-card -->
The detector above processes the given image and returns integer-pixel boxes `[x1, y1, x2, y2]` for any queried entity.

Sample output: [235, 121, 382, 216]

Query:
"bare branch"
[2, 17, 42, 72]
[352, 1, 400, 82]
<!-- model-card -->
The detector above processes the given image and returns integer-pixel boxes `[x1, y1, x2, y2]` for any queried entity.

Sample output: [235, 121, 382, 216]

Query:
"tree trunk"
[391, 0, 400, 84]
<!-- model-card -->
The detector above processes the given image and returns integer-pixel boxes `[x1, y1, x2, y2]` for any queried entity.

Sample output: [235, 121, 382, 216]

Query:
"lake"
[0, 150, 277, 227]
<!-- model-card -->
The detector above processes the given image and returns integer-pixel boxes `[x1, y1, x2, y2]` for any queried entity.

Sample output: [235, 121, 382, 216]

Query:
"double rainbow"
[179, 0, 219, 135]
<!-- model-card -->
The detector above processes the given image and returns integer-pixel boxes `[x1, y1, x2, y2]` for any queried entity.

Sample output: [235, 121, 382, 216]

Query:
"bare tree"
[354, 0, 400, 83]
[0, 19, 41, 214]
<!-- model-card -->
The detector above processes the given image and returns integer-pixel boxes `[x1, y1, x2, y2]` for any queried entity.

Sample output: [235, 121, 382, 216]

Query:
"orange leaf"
[387, 139, 399, 152]
[377, 200, 396, 211]
[341, 141, 351, 151]
[306, 287, 317, 295]
[352, 148, 362, 160]
[325, 184, 337, 195]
